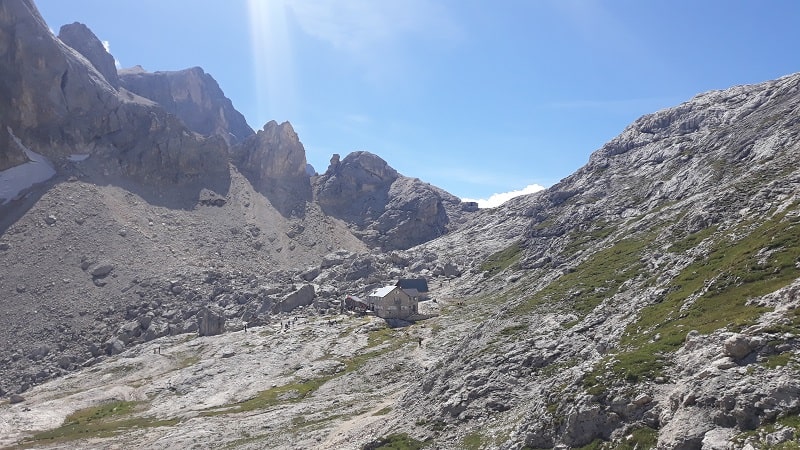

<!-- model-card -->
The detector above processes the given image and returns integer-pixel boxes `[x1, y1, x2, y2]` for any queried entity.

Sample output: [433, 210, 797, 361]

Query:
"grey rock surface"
[119, 65, 254, 145]
[58, 22, 120, 89]
[314, 151, 470, 250]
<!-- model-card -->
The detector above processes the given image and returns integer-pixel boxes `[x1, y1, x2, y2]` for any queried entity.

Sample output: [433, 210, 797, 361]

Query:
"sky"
[35, 1, 800, 207]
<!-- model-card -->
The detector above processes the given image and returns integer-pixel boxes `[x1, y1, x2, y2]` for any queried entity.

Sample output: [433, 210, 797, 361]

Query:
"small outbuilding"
[367, 285, 418, 319]
[343, 295, 369, 313]
[395, 278, 429, 300]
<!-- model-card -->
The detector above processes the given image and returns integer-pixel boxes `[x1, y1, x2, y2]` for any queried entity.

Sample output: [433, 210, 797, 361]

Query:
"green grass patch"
[734, 413, 800, 448]
[763, 352, 795, 369]
[573, 426, 657, 450]
[462, 431, 487, 450]
[609, 208, 800, 382]
[21, 401, 178, 447]
[364, 433, 428, 450]
[373, 406, 393, 416]
[515, 236, 652, 317]
[202, 325, 410, 417]
[481, 242, 523, 277]
[201, 376, 332, 417]
[561, 220, 616, 257]
[667, 225, 718, 254]
[499, 324, 528, 337]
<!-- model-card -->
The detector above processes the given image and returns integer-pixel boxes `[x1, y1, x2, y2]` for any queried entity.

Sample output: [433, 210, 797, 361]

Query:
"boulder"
[197, 307, 225, 336]
[91, 262, 115, 278]
[723, 334, 753, 360]
[9, 394, 25, 404]
[272, 285, 315, 313]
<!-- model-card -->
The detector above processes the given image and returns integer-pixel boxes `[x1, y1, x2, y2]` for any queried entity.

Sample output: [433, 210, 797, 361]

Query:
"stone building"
[367, 285, 418, 320]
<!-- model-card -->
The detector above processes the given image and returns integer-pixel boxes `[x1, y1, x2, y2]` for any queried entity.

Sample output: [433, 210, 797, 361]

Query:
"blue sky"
[36, 1, 800, 206]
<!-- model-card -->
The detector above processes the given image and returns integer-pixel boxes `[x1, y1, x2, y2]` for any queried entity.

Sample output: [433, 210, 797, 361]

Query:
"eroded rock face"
[233, 120, 312, 215]
[314, 151, 465, 250]
[0, 0, 117, 170]
[0, 0, 230, 188]
[119, 66, 253, 145]
[58, 22, 119, 89]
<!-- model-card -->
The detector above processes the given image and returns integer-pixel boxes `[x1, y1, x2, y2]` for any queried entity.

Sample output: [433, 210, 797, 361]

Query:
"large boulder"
[197, 307, 226, 337]
[272, 285, 315, 313]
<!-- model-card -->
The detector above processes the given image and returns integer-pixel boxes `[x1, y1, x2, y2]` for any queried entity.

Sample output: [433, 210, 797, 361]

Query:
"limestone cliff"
[119, 66, 254, 145]
[57, 22, 120, 89]
[0, 0, 229, 188]
[233, 120, 312, 216]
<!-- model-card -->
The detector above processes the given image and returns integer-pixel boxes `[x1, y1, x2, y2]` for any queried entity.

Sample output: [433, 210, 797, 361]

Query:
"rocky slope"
[0, 0, 470, 403]
[378, 72, 800, 449]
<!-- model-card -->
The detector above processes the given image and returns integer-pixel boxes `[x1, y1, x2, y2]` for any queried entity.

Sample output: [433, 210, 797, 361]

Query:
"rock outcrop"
[314, 151, 467, 250]
[0, 0, 229, 188]
[197, 307, 226, 337]
[119, 66, 254, 145]
[57, 22, 119, 89]
[233, 120, 312, 216]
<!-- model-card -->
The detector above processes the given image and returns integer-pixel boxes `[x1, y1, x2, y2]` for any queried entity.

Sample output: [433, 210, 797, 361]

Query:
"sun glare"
[247, 0, 296, 126]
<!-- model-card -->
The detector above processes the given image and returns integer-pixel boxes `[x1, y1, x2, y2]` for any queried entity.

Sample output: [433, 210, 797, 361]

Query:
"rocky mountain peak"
[57, 21, 119, 89]
[119, 65, 254, 145]
[314, 150, 468, 250]
[233, 120, 312, 216]
[0, 0, 230, 192]
[321, 150, 399, 183]
[236, 120, 309, 181]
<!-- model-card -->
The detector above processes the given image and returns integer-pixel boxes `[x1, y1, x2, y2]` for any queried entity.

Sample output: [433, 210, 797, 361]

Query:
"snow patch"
[0, 128, 56, 204]
[68, 153, 90, 162]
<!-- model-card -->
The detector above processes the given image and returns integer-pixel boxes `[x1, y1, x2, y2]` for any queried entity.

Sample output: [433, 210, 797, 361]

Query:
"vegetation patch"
[573, 425, 657, 449]
[21, 400, 178, 447]
[373, 406, 393, 416]
[609, 208, 800, 382]
[480, 241, 523, 277]
[561, 220, 615, 257]
[363, 433, 428, 450]
[515, 236, 652, 317]
[763, 351, 796, 369]
[734, 413, 800, 448]
[201, 376, 332, 417]
[498, 324, 528, 337]
[462, 431, 488, 450]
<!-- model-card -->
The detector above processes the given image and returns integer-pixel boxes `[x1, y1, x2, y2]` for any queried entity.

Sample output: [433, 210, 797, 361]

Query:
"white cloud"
[101, 39, 121, 68]
[462, 184, 546, 209]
